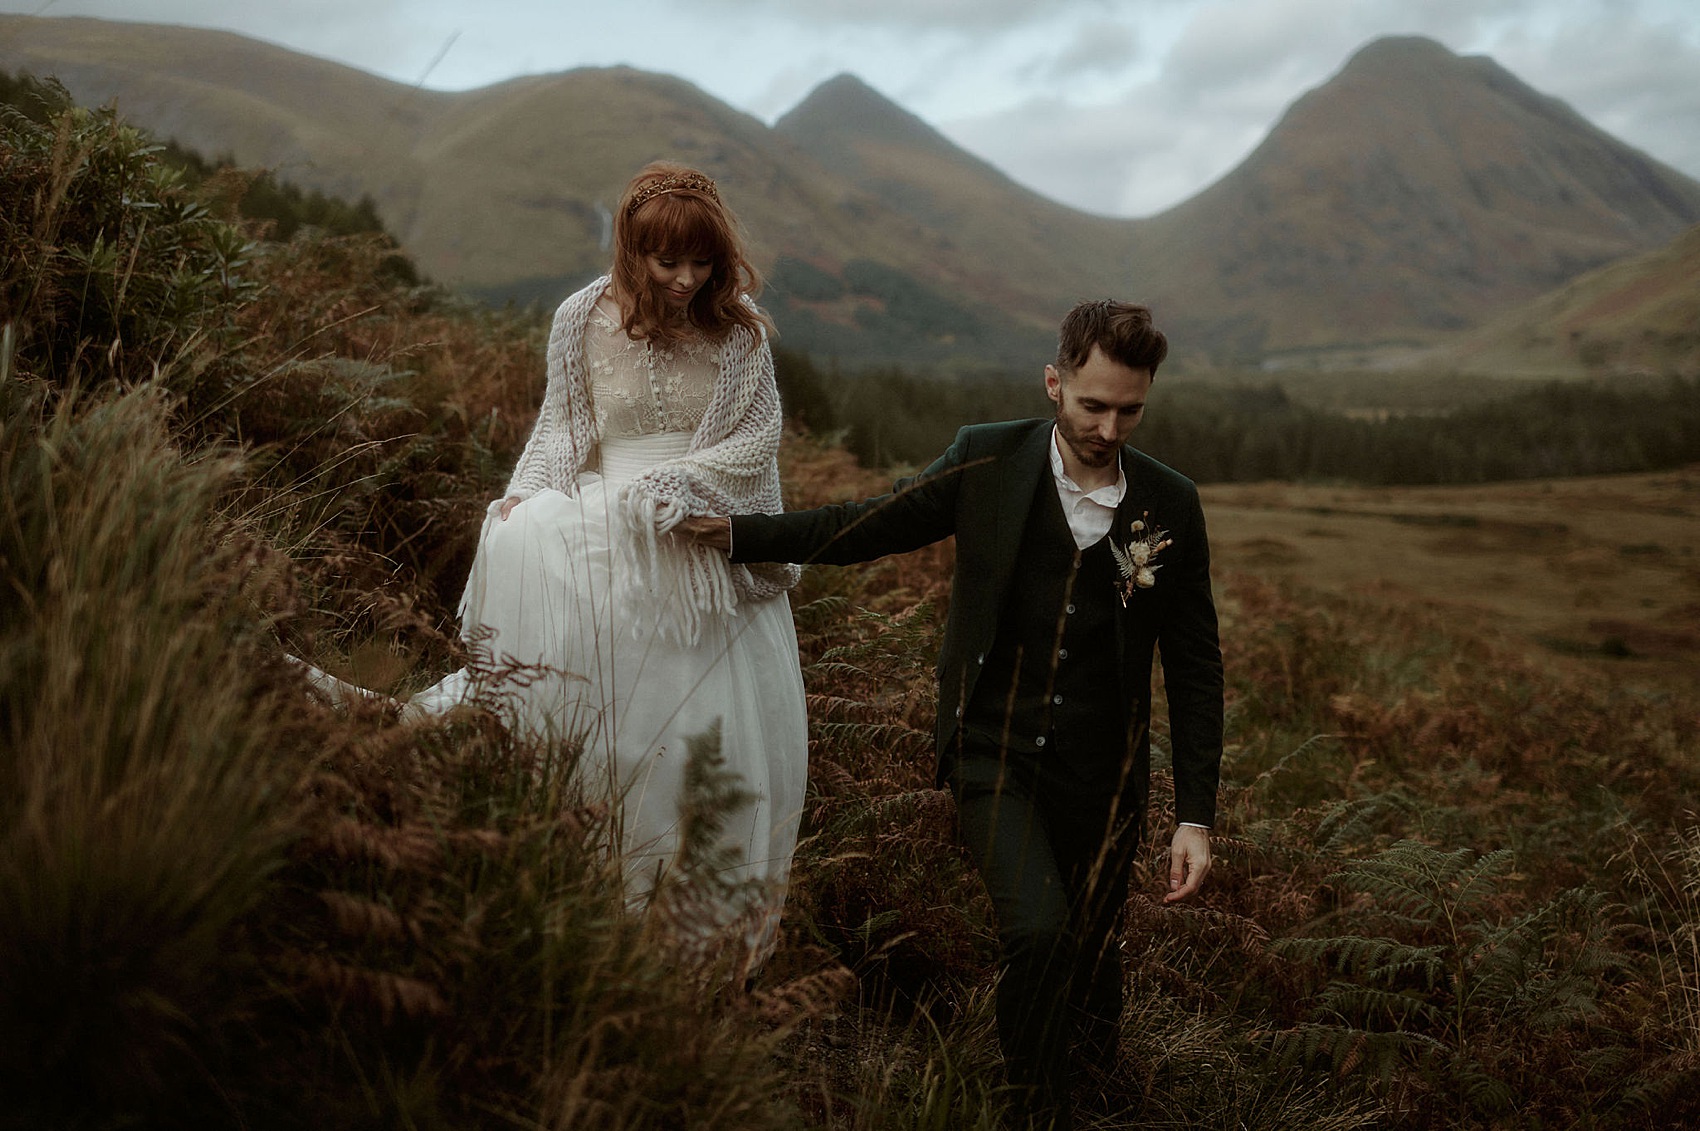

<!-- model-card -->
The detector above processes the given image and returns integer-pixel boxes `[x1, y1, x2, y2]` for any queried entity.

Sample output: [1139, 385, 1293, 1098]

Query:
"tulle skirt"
[408, 433, 807, 960]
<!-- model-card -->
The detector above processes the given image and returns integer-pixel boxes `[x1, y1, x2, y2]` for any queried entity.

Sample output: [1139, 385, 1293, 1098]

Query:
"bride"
[310, 162, 807, 961]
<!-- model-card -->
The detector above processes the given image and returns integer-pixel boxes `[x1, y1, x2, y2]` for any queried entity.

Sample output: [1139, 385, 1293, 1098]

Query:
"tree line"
[774, 349, 1700, 484]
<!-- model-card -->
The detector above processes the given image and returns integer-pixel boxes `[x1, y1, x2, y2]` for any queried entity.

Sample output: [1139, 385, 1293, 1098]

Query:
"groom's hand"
[1164, 825, 1212, 903]
[677, 515, 732, 551]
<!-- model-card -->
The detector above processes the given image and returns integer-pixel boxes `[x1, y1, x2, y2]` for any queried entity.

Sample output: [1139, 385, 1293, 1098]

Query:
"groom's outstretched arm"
[723, 427, 975, 567]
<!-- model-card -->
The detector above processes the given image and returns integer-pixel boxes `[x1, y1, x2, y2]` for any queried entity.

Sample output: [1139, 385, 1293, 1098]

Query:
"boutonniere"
[1110, 512, 1172, 606]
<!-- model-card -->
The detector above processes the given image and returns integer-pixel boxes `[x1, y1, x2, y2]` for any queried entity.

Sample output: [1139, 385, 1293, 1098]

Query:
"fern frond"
[1270, 1021, 1444, 1083]
[813, 721, 929, 743]
[1329, 840, 1511, 924]
[1272, 934, 1446, 987]
[1315, 790, 1430, 853]
[1450, 1055, 1515, 1116]
[1315, 984, 1445, 1031]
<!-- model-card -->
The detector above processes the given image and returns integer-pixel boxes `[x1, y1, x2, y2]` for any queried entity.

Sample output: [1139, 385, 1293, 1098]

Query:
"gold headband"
[626, 172, 720, 215]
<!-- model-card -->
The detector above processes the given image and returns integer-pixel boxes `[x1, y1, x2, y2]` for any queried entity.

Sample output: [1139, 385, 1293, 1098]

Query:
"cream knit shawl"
[500, 277, 799, 644]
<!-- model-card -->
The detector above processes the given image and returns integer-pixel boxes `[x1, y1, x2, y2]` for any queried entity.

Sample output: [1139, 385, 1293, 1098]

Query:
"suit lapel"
[981, 423, 1054, 620]
[1111, 446, 1146, 662]
[1112, 445, 1145, 547]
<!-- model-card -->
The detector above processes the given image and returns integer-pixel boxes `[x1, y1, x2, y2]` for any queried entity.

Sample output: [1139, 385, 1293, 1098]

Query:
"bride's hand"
[497, 496, 523, 521]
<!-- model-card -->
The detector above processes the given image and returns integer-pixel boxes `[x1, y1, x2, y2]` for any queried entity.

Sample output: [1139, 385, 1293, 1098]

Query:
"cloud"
[1489, 7, 1700, 178]
[1036, 19, 1142, 80]
[941, 0, 1370, 216]
[746, 56, 851, 119]
[693, 0, 1091, 30]
[942, 77, 1272, 217]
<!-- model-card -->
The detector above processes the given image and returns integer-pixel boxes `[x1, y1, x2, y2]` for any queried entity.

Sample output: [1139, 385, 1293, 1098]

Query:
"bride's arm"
[627, 325, 784, 523]
[495, 288, 606, 515]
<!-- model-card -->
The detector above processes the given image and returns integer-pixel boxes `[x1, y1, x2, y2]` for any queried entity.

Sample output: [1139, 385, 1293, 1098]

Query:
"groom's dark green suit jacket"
[731, 418, 1223, 830]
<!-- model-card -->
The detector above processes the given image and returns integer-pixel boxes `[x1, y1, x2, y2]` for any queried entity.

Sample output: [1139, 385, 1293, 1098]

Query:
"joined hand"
[677, 515, 732, 551]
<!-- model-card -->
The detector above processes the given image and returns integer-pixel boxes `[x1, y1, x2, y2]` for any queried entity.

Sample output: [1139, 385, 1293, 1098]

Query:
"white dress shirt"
[1049, 426, 1125, 549]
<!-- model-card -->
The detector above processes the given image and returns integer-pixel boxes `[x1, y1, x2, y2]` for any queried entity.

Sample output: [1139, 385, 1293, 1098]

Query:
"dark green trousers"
[950, 733, 1143, 1130]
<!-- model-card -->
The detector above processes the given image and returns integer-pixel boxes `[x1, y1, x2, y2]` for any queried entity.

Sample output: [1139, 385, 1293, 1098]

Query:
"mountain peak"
[1141, 28, 1700, 353]
[776, 73, 962, 162]
[1341, 34, 1457, 70]
[1328, 33, 1569, 125]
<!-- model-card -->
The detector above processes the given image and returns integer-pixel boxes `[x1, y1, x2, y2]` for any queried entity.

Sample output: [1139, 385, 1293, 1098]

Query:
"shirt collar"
[1049, 425, 1126, 506]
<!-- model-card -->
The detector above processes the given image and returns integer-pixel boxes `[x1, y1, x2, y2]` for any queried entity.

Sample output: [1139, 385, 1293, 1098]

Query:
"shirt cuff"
[1180, 822, 1211, 830]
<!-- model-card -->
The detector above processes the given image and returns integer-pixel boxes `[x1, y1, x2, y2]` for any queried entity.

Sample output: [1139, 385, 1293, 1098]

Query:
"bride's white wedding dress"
[371, 297, 806, 959]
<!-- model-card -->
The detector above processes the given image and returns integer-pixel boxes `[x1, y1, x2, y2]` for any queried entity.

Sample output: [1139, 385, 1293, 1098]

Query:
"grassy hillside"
[5, 88, 1700, 1129]
[0, 13, 438, 222]
[1430, 221, 1700, 377]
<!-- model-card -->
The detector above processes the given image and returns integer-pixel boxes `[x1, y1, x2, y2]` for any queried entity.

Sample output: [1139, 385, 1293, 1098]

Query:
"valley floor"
[1203, 464, 1700, 698]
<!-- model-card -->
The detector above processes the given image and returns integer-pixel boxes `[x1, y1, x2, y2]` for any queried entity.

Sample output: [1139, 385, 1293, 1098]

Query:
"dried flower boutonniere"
[1110, 512, 1172, 606]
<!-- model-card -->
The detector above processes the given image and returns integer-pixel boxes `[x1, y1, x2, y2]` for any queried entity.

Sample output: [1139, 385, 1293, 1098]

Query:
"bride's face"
[644, 252, 715, 312]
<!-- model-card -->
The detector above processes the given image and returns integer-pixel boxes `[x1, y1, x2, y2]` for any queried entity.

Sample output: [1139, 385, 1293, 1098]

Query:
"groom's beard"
[1055, 407, 1119, 469]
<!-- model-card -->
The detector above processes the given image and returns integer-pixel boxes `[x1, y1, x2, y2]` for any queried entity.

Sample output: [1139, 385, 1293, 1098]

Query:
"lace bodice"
[585, 296, 718, 438]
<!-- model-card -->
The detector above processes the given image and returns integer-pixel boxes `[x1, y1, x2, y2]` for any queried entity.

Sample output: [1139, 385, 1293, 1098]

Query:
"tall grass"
[0, 369, 302, 1121]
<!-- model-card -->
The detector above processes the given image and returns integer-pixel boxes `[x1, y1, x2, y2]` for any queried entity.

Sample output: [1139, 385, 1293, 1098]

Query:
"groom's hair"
[1055, 300, 1168, 379]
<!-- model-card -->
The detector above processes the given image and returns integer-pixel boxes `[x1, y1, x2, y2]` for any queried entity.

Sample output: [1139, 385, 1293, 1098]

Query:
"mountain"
[1128, 36, 1700, 358]
[4, 17, 1697, 370]
[1428, 221, 1700, 377]
[774, 74, 1133, 309]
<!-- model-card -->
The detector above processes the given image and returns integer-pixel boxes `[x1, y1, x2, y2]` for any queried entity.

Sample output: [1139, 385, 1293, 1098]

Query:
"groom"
[684, 300, 1222, 1128]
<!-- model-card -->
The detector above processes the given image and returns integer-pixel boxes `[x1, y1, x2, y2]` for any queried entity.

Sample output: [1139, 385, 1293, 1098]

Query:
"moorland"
[2, 75, 1699, 1131]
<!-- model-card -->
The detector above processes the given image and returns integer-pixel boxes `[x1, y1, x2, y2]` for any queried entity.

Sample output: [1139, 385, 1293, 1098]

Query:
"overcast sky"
[4, 0, 1697, 217]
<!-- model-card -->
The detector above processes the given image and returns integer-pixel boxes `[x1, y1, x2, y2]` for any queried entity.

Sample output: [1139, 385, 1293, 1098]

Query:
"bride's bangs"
[635, 193, 732, 264]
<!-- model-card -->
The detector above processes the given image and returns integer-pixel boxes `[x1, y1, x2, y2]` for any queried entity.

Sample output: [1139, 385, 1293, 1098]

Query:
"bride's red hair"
[611, 161, 771, 346]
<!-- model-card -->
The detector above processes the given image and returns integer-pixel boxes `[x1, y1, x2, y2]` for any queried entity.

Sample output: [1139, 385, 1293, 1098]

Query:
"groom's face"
[1045, 346, 1154, 471]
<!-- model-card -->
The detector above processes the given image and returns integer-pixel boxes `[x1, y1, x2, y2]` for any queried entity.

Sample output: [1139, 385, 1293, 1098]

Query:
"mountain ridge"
[4, 15, 1696, 370]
